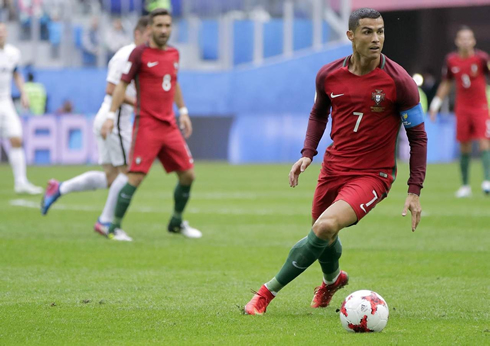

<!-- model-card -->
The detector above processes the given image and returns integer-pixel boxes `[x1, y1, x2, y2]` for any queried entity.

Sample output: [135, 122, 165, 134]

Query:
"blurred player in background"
[102, 9, 201, 241]
[41, 17, 151, 232]
[0, 23, 42, 195]
[244, 8, 427, 315]
[429, 26, 490, 197]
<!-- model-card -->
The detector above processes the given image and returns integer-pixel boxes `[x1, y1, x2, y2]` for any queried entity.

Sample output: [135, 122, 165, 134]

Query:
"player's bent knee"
[479, 139, 490, 151]
[106, 174, 117, 187]
[178, 170, 195, 185]
[107, 171, 119, 186]
[312, 218, 340, 241]
[102, 166, 118, 186]
[128, 173, 145, 187]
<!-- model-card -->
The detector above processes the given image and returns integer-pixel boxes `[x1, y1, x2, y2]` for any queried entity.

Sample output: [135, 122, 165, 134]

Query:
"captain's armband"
[400, 103, 424, 129]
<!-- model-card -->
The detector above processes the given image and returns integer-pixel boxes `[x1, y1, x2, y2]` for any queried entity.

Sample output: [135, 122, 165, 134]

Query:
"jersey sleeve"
[121, 45, 144, 83]
[406, 123, 427, 195]
[395, 71, 420, 112]
[301, 66, 332, 159]
[395, 70, 424, 129]
[106, 55, 122, 85]
[442, 55, 453, 80]
[12, 47, 21, 73]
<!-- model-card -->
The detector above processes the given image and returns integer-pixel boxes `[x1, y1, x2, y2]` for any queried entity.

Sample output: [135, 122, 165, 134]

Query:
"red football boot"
[311, 270, 349, 308]
[244, 285, 275, 315]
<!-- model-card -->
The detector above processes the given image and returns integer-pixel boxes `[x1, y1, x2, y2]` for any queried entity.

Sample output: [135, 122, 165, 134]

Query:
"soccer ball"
[339, 290, 389, 333]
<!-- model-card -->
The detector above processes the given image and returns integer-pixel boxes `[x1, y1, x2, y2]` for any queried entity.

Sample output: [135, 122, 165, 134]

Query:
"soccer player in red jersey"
[100, 9, 201, 241]
[244, 8, 427, 315]
[429, 26, 490, 197]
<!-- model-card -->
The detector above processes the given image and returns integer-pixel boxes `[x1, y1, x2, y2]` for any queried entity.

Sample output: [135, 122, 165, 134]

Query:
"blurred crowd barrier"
[0, 113, 459, 165]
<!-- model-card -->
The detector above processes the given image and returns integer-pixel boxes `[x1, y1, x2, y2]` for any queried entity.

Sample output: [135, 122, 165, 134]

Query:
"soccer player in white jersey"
[41, 17, 150, 236]
[0, 23, 42, 194]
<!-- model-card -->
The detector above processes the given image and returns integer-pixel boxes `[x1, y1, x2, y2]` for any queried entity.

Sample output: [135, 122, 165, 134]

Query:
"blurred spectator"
[18, 0, 50, 40]
[47, 11, 62, 58]
[105, 18, 130, 62]
[82, 17, 100, 66]
[145, 0, 172, 13]
[421, 69, 438, 106]
[55, 99, 74, 115]
[18, 0, 39, 39]
[43, 0, 64, 15]
[24, 72, 47, 115]
[0, 0, 16, 21]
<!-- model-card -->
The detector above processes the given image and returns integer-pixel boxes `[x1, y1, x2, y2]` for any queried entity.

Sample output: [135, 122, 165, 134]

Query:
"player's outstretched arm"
[289, 157, 311, 187]
[402, 193, 422, 232]
[428, 80, 451, 122]
[101, 81, 129, 139]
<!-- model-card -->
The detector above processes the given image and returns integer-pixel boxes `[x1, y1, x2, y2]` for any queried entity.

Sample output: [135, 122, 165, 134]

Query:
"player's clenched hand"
[179, 114, 192, 138]
[101, 119, 114, 140]
[428, 109, 437, 122]
[289, 157, 311, 188]
[402, 193, 422, 232]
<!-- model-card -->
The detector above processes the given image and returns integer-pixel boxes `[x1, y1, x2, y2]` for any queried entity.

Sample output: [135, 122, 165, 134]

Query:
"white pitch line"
[10, 198, 490, 218]
[9, 199, 304, 216]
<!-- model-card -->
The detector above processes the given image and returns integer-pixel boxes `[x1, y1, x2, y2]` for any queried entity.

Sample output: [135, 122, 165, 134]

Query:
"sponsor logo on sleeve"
[402, 113, 411, 127]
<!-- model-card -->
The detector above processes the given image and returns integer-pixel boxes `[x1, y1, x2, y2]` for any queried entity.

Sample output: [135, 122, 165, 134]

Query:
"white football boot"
[481, 181, 490, 195]
[180, 221, 202, 238]
[15, 181, 43, 195]
[455, 185, 472, 198]
[109, 228, 133, 242]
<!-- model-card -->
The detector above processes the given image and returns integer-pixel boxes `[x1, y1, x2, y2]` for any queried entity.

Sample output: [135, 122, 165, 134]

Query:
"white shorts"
[0, 98, 22, 138]
[93, 103, 132, 167]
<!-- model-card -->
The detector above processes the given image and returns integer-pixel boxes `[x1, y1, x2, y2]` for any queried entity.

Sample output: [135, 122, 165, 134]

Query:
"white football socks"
[9, 147, 28, 186]
[59, 171, 108, 195]
[99, 173, 128, 223]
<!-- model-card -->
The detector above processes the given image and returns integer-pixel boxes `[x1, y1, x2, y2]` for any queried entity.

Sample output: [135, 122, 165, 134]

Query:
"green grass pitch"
[0, 162, 489, 345]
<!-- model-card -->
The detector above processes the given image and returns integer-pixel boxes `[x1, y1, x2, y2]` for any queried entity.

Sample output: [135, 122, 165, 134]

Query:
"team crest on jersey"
[471, 63, 478, 75]
[135, 157, 142, 165]
[174, 61, 179, 70]
[371, 89, 385, 112]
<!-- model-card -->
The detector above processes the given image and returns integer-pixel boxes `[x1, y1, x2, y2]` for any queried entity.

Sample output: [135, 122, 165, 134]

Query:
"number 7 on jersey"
[353, 112, 363, 132]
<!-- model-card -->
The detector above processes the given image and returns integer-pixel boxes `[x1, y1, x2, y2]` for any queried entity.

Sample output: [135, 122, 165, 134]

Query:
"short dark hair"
[27, 72, 34, 82]
[149, 8, 171, 24]
[348, 8, 382, 31]
[134, 16, 149, 33]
